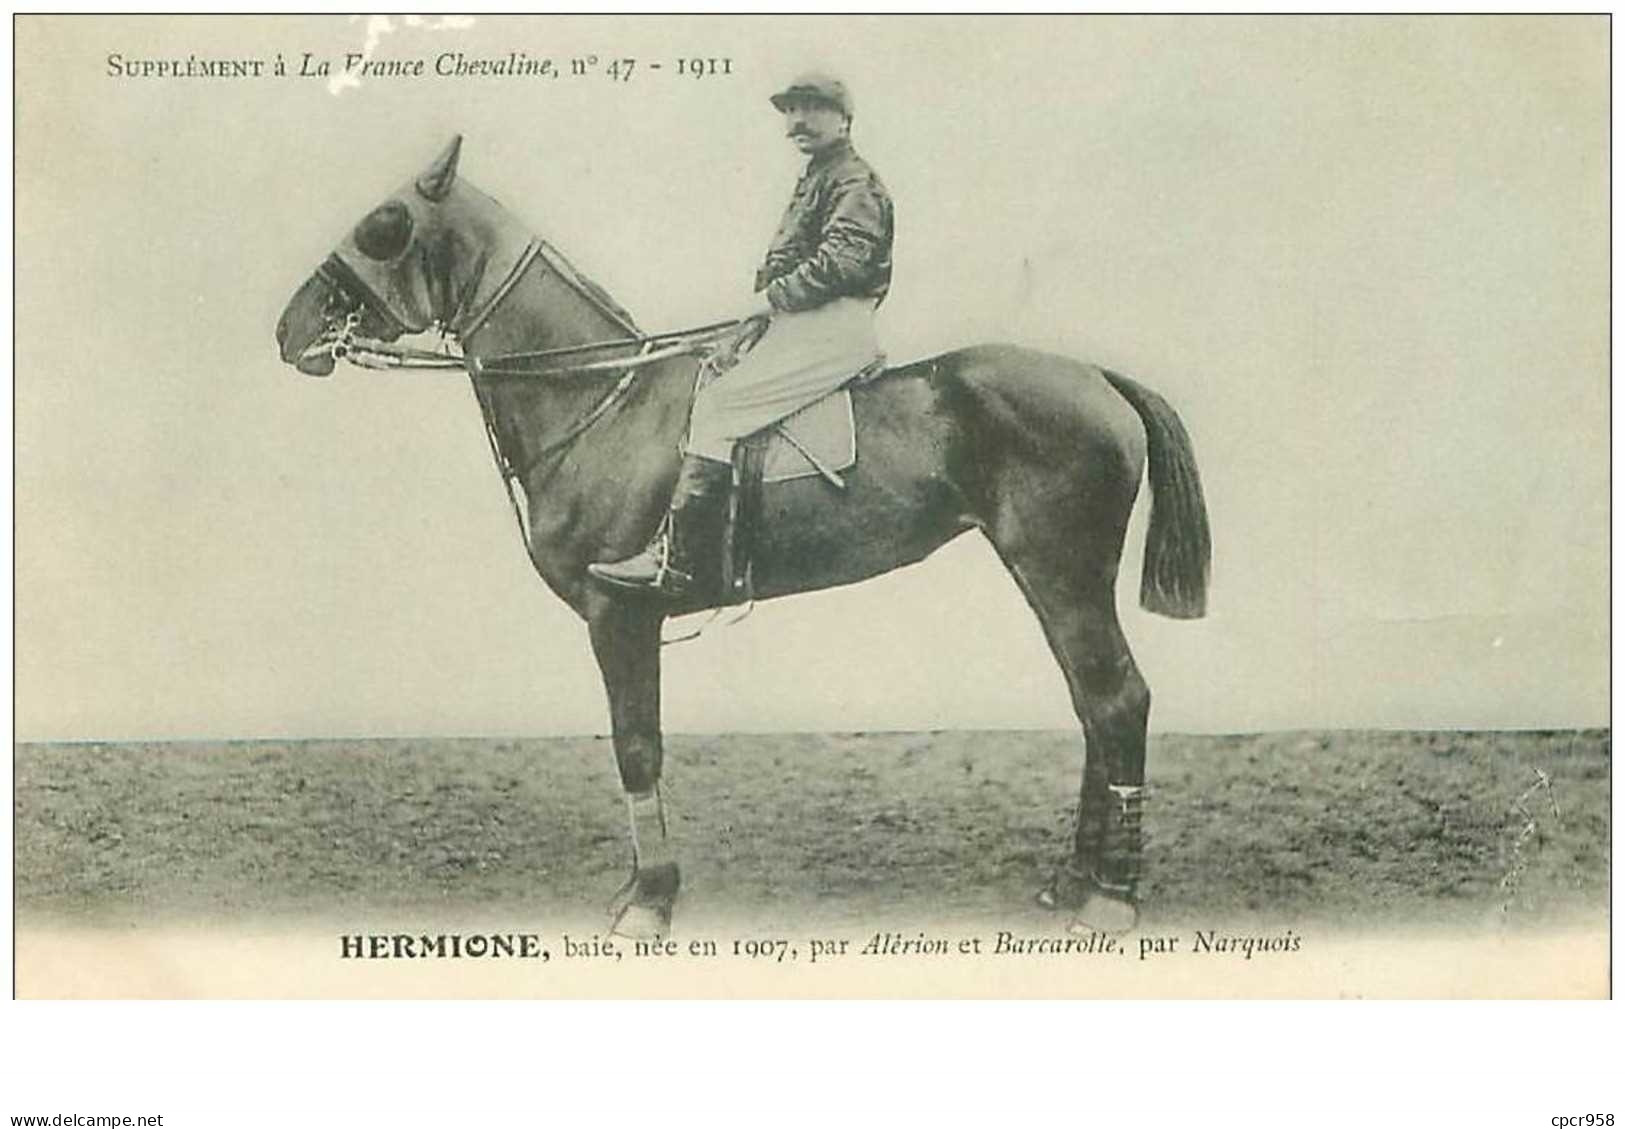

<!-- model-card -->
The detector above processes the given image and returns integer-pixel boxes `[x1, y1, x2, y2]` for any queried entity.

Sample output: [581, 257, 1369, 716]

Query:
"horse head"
[274, 135, 535, 376]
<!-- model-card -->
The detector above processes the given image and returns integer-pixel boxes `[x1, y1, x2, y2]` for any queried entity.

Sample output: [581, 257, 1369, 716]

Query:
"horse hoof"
[1038, 862, 1092, 911]
[1069, 891, 1138, 936]
[611, 900, 672, 941]
[606, 861, 681, 941]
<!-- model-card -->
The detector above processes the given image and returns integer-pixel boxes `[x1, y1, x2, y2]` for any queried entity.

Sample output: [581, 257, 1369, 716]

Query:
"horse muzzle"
[291, 333, 339, 377]
[277, 273, 341, 376]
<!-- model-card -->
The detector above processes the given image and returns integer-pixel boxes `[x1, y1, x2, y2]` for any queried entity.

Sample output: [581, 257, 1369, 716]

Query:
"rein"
[320, 249, 746, 481]
[322, 304, 741, 379]
[332, 328, 466, 371]
[318, 239, 744, 381]
[320, 235, 753, 627]
[332, 325, 729, 377]
[473, 318, 744, 376]
[325, 248, 751, 483]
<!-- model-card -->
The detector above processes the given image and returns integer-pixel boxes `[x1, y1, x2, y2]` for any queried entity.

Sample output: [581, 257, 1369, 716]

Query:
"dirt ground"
[14, 729, 1609, 935]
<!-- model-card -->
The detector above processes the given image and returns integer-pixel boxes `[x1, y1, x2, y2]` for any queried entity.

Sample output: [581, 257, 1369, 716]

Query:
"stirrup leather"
[649, 517, 692, 591]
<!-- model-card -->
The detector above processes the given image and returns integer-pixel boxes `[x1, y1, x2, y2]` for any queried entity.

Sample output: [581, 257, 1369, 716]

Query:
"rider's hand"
[714, 303, 773, 369]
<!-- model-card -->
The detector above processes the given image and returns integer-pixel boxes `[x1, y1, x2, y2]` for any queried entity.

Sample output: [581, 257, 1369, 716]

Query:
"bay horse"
[274, 137, 1210, 937]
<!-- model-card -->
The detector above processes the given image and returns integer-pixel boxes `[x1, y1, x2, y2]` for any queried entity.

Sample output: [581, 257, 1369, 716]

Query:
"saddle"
[693, 353, 887, 606]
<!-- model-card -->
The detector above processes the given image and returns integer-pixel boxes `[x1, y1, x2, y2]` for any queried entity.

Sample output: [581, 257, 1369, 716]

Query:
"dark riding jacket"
[754, 138, 894, 313]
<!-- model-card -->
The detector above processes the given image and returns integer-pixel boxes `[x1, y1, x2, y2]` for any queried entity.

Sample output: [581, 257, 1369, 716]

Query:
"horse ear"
[416, 135, 463, 202]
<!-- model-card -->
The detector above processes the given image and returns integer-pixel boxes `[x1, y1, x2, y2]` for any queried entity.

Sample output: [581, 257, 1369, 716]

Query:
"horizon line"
[14, 723, 1611, 749]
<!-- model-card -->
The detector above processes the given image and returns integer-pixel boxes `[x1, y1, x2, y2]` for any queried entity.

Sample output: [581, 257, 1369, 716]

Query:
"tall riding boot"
[589, 454, 733, 597]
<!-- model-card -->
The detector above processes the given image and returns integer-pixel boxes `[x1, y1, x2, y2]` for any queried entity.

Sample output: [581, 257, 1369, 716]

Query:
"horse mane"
[446, 173, 644, 336]
[533, 237, 641, 335]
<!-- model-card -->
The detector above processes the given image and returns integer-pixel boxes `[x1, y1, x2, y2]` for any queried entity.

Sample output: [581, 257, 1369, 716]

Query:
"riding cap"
[770, 73, 853, 119]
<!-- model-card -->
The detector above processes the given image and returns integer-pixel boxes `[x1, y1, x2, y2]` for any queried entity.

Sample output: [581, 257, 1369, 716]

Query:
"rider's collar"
[803, 136, 853, 171]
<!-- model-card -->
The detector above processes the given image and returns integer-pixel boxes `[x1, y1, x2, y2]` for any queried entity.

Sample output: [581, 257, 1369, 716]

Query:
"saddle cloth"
[764, 382, 854, 482]
[696, 356, 881, 484]
[709, 356, 885, 603]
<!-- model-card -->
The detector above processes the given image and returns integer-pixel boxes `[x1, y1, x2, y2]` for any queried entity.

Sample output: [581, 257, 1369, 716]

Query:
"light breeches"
[685, 297, 880, 462]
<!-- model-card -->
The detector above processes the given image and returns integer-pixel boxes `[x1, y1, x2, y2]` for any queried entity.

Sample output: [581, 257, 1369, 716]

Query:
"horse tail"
[1100, 369, 1210, 619]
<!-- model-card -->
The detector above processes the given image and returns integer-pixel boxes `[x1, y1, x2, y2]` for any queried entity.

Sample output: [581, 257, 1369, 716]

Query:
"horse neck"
[462, 255, 631, 463]
[460, 249, 695, 536]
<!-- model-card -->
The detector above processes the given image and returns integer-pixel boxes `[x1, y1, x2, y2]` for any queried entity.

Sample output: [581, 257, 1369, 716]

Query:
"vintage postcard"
[12, 14, 1609, 998]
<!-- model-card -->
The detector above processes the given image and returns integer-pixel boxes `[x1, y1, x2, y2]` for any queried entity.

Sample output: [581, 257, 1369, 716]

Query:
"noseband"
[311, 252, 487, 372]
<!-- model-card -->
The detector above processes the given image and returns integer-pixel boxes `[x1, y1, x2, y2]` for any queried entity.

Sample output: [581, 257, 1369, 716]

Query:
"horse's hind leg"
[1053, 591, 1150, 933]
[983, 475, 1150, 932]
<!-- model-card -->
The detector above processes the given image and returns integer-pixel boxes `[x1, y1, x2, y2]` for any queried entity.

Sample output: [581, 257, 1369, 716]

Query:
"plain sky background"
[14, 14, 1609, 740]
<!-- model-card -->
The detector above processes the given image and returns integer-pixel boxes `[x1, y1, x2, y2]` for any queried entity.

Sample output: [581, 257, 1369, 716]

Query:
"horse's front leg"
[588, 601, 679, 940]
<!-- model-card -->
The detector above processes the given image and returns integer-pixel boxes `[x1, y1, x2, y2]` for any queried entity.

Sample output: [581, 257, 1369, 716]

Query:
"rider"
[589, 72, 895, 596]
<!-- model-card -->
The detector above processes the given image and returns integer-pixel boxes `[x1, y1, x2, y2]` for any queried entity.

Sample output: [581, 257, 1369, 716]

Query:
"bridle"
[312, 239, 751, 457]
[313, 242, 747, 380]
[310, 234, 759, 558]
[323, 310, 467, 371]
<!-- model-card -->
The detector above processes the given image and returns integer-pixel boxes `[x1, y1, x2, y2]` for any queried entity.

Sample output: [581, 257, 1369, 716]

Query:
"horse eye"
[353, 202, 414, 261]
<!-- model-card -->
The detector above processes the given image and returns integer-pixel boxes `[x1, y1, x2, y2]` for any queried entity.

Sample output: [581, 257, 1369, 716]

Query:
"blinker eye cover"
[353, 201, 414, 261]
